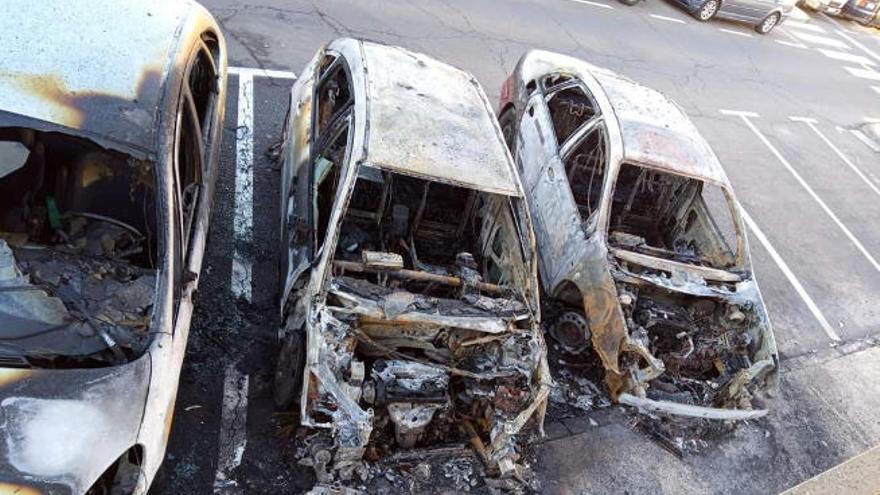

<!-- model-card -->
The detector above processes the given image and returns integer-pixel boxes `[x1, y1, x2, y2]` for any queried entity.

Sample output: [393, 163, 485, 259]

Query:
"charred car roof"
[517, 50, 731, 186]
[349, 39, 521, 196]
[0, 0, 209, 159]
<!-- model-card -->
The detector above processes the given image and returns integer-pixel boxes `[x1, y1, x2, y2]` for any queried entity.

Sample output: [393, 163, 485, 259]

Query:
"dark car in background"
[841, 0, 880, 24]
[676, 0, 796, 33]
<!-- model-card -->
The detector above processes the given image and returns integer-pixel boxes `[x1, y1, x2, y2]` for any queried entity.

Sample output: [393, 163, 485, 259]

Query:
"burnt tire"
[273, 329, 306, 409]
[755, 12, 781, 33]
[694, 0, 720, 21]
[549, 311, 592, 354]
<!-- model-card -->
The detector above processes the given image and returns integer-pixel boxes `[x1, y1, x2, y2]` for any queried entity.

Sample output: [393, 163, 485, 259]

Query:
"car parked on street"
[674, 0, 795, 33]
[498, 50, 778, 420]
[274, 38, 550, 485]
[0, 1, 226, 493]
[841, 0, 880, 24]
[799, 0, 848, 15]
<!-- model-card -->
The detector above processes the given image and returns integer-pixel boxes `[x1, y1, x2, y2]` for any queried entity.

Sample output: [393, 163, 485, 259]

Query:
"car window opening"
[565, 124, 607, 222]
[609, 163, 739, 270]
[0, 127, 158, 368]
[547, 82, 597, 144]
[332, 171, 529, 302]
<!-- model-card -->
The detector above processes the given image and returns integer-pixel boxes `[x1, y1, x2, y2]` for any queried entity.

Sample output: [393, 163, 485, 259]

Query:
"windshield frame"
[604, 160, 748, 274]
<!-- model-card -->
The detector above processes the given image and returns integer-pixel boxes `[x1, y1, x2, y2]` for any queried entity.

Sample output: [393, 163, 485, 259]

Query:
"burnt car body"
[498, 51, 778, 421]
[274, 38, 550, 482]
[0, 1, 226, 493]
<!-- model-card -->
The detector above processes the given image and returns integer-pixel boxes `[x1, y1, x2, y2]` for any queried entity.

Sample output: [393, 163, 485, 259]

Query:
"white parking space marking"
[229, 66, 297, 79]
[845, 66, 880, 81]
[823, 13, 880, 63]
[740, 208, 840, 341]
[721, 109, 880, 273]
[785, 20, 828, 33]
[776, 29, 809, 48]
[790, 31, 851, 50]
[817, 48, 876, 66]
[790, 117, 880, 197]
[850, 128, 880, 152]
[568, 0, 615, 9]
[649, 14, 687, 24]
[232, 73, 254, 302]
[719, 28, 753, 37]
[214, 364, 250, 493]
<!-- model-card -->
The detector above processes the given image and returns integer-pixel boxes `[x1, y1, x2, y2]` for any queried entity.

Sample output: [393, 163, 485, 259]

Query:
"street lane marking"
[649, 14, 686, 24]
[785, 20, 827, 33]
[850, 128, 880, 152]
[568, 0, 615, 8]
[845, 66, 880, 81]
[789, 31, 851, 50]
[776, 29, 809, 49]
[822, 13, 880, 63]
[721, 109, 880, 273]
[214, 364, 250, 493]
[817, 48, 876, 66]
[719, 28, 753, 37]
[790, 117, 880, 197]
[232, 73, 254, 302]
[229, 66, 298, 79]
[740, 208, 840, 342]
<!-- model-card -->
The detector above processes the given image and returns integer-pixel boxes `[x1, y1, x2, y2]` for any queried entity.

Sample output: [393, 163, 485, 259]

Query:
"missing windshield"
[609, 163, 740, 270]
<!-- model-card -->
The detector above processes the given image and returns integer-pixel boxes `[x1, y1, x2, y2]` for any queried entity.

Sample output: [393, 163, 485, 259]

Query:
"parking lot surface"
[159, 1, 880, 493]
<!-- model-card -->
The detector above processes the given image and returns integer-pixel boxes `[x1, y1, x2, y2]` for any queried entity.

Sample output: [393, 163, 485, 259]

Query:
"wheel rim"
[701, 0, 718, 19]
[762, 15, 778, 31]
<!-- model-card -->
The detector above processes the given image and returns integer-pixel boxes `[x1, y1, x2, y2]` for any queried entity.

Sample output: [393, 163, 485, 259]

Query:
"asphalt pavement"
[159, 1, 880, 493]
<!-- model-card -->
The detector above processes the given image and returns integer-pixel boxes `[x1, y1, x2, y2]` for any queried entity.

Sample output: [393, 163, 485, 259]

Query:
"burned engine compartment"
[613, 278, 771, 413]
[0, 128, 157, 368]
[295, 169, 550, 484]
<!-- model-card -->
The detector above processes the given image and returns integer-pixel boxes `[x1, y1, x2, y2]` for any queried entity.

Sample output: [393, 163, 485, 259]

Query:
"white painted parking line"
[790, 31, 851, 50]
[790, 117, 880, 197]
[740, 208, 840, 342]
[776, 29, 809, 49]
[650, 14, 686, 24]
[721, 109, 880, 273]
[229, 66, 298, 79]
[719, 28, 753, 37]
[817, 48, 876, 66]
[823, 13, 880, 63]
[232, 73, 254, 302]
[568, 0, 615, 8]
[873, 86, 880, 95]
[850, 128, 880, 152]
[214, 364, 250, 493]
[845, 66, 880, 81]
[785, 20, 827, 33]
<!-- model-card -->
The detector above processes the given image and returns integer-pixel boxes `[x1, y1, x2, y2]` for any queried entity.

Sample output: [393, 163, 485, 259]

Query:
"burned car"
[498, 51, 777, 420]
[274, 39, 551, 483]
[0, 1, 226, 493]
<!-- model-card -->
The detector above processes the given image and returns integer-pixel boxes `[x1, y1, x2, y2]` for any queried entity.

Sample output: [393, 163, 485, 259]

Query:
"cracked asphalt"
[158, 1, 880, 493]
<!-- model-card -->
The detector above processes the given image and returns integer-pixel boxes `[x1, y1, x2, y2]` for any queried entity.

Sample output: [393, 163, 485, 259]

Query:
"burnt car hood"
[0, 355, 150, 493]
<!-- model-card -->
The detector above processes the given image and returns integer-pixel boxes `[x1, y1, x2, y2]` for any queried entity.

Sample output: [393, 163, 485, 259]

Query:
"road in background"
[160, 2, 880, 493]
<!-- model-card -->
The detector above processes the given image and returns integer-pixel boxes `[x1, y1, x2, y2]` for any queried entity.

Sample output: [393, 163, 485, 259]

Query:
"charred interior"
[0, 128, 157, 368]
[299, 168, 548, 480]
[609, 163, 740, 270]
